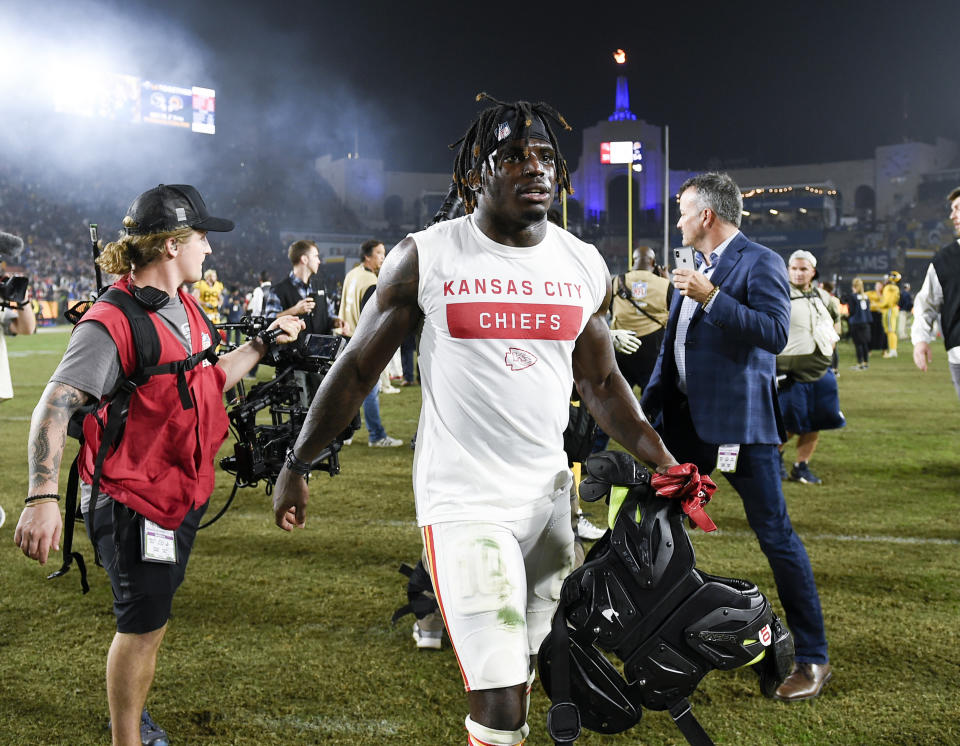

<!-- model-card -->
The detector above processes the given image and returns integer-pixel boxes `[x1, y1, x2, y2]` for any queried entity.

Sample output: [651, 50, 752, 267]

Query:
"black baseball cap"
[124, 184, 235, 235]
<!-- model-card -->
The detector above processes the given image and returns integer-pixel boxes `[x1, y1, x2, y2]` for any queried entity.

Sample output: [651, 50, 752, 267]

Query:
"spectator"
[193, 268, 224, 324]
[912, 186, 960, 398]
[776, 251, 845, 485]
[338, 239, 402, 447]
[0, 294, 37, 402]
[611, 246, 672, 391]
[897, 282, 913, 339]
[878, 271, 902, 358]
[221, 287, 246, 347]
[247, 270, 271, 317]
[867, 280, 888, 352]
[844, 277, 874, 370]
[265, 239, 341, 400]
[245, 271, 272, 378]
[642, 172, 832, 702]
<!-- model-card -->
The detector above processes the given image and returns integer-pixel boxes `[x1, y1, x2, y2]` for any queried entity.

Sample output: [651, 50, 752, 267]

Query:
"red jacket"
[78, 278, 229, 529]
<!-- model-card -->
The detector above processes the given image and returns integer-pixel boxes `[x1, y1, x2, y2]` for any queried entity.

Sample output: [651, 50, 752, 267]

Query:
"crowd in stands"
[0, 158, 364, 323]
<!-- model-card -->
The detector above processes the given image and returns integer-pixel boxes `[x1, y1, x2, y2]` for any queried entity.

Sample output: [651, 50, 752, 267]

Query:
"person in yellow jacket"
[192, 268, 224, 324]
[877, 271, 901, 357]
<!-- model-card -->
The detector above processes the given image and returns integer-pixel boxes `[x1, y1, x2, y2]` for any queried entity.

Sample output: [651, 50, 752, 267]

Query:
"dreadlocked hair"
[449, 92, 573, 214]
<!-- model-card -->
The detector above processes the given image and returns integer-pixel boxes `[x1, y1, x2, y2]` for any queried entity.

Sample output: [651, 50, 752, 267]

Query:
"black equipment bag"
[538, 451, 794, 746]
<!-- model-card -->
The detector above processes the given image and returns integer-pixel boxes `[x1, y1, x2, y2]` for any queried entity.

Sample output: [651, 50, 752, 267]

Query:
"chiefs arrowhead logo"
[505, 347, 537, 371]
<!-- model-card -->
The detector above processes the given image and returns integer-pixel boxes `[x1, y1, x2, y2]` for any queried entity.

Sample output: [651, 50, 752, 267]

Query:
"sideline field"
[1, 328, 958, 744]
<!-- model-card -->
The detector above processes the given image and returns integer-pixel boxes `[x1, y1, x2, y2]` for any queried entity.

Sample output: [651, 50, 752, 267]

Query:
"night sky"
[5, 0, 960, 175]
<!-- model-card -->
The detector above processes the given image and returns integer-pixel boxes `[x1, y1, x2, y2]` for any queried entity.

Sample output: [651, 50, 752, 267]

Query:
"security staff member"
[611, 246, 672, 393]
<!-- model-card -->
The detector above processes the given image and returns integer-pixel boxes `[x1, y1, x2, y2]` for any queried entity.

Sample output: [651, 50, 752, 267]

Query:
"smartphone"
[673, 247, 696, 271]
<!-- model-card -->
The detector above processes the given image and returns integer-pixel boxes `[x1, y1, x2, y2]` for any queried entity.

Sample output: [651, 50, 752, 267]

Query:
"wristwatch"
[284, 448, 312, 478]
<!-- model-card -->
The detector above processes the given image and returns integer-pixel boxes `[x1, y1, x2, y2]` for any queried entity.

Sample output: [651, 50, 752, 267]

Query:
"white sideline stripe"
[6, 350, 61, 357]
[713, 529, 960, 547]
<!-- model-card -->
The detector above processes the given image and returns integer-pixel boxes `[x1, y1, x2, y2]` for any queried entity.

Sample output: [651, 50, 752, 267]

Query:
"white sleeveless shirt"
[410, 215, 607, 525]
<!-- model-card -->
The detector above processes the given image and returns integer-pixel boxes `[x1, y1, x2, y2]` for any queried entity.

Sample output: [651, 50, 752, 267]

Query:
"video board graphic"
[142, 81, 192, 129]
[53, 72, 215, 134]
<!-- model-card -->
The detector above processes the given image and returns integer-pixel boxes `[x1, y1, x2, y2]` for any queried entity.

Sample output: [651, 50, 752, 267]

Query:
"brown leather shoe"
[773, 662, 832, 701]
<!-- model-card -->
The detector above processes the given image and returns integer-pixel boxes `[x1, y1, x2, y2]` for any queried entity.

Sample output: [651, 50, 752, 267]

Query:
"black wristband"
[25, 493, 61, 504]
[284, 448, 312, 478]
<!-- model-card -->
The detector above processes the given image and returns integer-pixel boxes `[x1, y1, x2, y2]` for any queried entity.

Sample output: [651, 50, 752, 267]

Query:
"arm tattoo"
[29, 383, 90, 491]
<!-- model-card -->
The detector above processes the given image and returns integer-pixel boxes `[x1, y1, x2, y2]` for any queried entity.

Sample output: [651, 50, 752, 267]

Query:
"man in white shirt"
[912, 186, 960, 399]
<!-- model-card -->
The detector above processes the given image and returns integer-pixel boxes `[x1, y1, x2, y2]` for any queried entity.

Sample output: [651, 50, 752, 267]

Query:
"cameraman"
[0, 229, 36, 402]
[13, 184, 302, 746]
[265, 239, 341, 400]
[0, 293, 36, 402]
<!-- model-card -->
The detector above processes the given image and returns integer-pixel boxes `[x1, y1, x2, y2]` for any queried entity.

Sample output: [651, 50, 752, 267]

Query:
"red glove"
[651, 463, 718, 532]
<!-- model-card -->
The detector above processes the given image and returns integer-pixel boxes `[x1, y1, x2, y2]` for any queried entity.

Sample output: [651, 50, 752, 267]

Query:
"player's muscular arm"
[573, 276, 677, 472]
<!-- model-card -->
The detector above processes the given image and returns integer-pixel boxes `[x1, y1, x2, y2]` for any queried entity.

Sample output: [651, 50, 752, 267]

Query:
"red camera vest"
[77, 280, 229, 529]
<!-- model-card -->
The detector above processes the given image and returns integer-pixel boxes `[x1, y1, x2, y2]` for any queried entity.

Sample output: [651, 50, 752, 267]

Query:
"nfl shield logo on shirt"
[631, 280, 648, 299]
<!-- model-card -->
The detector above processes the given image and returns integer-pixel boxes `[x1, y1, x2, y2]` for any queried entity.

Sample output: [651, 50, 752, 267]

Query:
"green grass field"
[1, 328, 958, 745]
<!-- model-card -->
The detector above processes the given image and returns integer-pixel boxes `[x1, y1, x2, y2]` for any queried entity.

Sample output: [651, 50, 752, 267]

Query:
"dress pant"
[661, 397, 829, 663]
[615, 327, 665, 392]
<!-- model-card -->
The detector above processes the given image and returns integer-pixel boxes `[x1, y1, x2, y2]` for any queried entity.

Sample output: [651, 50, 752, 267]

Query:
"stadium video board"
[600, 141, 642, 164]
[54, 72, 216, 134]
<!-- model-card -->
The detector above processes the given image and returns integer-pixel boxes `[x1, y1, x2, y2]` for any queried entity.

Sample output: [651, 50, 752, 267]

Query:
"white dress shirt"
[911, 239, 960, 364]
[673, 231, 739, 392]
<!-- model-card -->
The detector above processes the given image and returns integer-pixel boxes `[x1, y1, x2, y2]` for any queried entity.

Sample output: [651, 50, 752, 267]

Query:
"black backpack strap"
[80, 288, 163, 574]
[141, 343, 219, 410]
[99, 288, 162, 377]
[45, 452, 90, 593]
[545, 605, 581, 746]
[668, 698, 715, 746]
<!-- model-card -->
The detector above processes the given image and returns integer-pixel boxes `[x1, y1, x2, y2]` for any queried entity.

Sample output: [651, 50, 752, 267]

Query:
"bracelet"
[702, 286, 719, 309]
[25, 498, 59, 506]
[25, 493, 60, 505]
[284, 448, 312, 478]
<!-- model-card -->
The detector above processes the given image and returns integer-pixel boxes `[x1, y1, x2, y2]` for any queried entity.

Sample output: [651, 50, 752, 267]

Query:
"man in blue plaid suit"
[642, 172, 832, 702]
